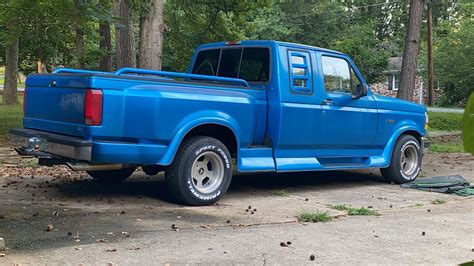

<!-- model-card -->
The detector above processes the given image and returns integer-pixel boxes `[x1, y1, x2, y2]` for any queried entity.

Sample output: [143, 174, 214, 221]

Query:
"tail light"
[84, 89, 103, 126]
[23, 87, 27, 113]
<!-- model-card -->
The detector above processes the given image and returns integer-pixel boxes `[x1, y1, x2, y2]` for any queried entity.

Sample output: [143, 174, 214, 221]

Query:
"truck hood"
[372, 94, 426, 113]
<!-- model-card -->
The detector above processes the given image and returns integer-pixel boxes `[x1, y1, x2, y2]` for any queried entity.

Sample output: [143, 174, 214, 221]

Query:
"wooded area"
[0, 0, 472, 106]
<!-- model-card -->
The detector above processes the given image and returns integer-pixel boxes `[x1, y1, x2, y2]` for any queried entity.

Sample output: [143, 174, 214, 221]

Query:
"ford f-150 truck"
[10, 40, 430, 206]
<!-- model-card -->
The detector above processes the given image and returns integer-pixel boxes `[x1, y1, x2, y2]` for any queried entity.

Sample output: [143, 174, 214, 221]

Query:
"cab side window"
[322, 56, 354, 94]
[288, 51, 312, 94]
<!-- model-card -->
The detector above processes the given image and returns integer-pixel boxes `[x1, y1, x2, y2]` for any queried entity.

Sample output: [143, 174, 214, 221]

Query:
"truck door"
[315, 53, 378, 159]
[272, 48, 327, 171]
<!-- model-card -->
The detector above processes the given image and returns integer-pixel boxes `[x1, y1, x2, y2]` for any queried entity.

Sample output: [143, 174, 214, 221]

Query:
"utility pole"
[427, 0, 434, 106]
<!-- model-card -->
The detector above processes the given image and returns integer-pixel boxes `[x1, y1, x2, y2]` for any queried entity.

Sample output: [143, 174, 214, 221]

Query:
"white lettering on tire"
[189, 144, 229, 201]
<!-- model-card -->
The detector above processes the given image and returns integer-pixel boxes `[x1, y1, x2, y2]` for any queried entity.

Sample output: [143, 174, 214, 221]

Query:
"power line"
[280, 0, 403, 20]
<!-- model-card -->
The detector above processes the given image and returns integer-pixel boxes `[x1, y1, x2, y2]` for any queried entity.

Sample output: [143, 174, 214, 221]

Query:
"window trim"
[392, 74, 399, 91]
[321, 54, 359, 95]
[288, 49, 313, 95]
[192, 46, 272, 86]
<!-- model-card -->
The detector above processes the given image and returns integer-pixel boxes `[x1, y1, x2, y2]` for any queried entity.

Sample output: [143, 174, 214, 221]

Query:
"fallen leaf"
[46, 224, 54, 232]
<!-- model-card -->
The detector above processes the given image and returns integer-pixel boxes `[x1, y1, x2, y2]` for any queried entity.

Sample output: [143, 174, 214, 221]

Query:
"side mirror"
[352, 84, 368, 99]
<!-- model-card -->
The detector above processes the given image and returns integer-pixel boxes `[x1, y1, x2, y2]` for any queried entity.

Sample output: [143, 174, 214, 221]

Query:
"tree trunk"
[99, 21, 112, 71]
[138, 0, 165, 70]
[113, 0, 136, 68]
[397, 0, 424, 101]
[3, 37, 19, 105]
[36, 48, 46, 73]
[75, 0, 85, 69]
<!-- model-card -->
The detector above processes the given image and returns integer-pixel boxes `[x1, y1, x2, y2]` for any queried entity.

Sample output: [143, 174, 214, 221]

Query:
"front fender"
[157, 110, 242, 165]
[382, 125, 424, 167]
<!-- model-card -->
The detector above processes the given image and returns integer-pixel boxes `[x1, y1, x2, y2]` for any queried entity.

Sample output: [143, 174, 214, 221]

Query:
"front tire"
[87, 168, 135, 183]
[381, 134, 422, 184]
[166, 136, 233, 206]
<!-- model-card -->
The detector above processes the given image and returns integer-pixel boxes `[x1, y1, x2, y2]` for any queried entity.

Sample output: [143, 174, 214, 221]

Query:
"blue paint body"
[23, 40, 427, 172]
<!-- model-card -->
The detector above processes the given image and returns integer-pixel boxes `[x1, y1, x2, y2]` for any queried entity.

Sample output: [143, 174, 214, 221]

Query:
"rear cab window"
[192, 47, 270, 83]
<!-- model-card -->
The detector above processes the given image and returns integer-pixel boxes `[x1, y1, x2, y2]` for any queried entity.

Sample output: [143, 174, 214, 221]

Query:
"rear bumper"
[422, 137, 430, 155]
[10, 128, 169, 165]
[9, 128, 92, 161]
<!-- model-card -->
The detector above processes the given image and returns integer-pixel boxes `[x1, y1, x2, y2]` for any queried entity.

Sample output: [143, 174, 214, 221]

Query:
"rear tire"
[87, 168, 135, 183]
[166, 136, 233, 206]
[381, 134, 421, 184]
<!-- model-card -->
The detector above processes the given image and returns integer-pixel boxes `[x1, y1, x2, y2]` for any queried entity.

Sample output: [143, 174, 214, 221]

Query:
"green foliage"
[431, 199, 447, 205]
[422, 0, 474, 107]
[0, 0, 469, 104]
[297, 211, 332, 223]
[0, 95, 22, 143]
[463, 93, 474, 155]
[428, 112, 463, 131]
[162, 1, 267, 72]
[430, 141, 464, 153]
[330, 204, 377, 216]
[331, 204, 349, 211]
[346, 207, 377, 216]
[0, 0, 112, 74]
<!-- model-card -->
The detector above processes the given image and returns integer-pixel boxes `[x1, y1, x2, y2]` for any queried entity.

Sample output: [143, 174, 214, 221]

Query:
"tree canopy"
[1, 0, 472, 106]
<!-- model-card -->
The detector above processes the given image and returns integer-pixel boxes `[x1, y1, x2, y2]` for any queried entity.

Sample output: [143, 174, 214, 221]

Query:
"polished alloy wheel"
[400, 144, 419, 177]
[191, 151, 225, 193]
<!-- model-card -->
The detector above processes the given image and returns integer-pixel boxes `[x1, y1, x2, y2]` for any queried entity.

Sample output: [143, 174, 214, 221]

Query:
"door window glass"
[322, 56, 351, 94]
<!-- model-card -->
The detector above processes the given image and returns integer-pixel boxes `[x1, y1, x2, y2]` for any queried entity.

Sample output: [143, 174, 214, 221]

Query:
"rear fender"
[157, 110, 241, 165]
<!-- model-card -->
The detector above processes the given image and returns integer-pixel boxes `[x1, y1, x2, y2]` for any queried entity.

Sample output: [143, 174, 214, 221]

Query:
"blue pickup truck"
[10, 40, 429, 205]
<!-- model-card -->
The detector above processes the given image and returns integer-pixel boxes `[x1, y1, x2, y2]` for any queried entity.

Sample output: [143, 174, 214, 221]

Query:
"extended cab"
[11, 41, 430, 205]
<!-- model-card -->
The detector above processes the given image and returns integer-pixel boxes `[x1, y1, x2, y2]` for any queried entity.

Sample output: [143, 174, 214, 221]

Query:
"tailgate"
[24, 74, 90, 137]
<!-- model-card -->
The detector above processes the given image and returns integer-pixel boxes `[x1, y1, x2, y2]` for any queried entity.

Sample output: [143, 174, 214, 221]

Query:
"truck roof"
[196, 40, 345, 56]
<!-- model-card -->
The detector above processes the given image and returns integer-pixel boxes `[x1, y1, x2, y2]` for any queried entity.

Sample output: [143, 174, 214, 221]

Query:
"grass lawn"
[427, 112, 463, 132]
[0, 96, 23, 143]
[0, 66, 26, 88]
[430, 141, 464, 153]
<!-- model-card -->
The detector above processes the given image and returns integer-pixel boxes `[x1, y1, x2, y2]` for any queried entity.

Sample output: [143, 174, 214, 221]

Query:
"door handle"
[322, 99, 334, 106]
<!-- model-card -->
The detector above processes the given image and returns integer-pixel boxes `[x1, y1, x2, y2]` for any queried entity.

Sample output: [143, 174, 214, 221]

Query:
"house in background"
[370, 57, 441, 105]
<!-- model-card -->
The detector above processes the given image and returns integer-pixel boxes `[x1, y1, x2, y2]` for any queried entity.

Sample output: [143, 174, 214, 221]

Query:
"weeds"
[330, 204, 377, 216]
[432, 199, 447, 205]
[297, 211, 332, 223]
[271, 189, 289, 197]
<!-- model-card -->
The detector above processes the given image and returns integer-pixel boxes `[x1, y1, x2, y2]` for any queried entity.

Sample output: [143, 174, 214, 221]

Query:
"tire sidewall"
[181, 139, 233, 204]
[395, 137, 421, 181]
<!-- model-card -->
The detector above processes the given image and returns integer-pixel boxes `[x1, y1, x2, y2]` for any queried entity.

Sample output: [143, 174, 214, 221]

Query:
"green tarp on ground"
[401, 175, 474, 196]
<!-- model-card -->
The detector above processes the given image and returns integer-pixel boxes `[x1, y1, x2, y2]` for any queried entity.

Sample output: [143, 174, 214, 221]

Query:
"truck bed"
[22, 68, 267, 164]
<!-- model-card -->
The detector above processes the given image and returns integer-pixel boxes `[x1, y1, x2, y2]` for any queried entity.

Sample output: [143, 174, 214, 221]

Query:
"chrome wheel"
[191, 151, 225, 194]
[400, 144, 419, 177]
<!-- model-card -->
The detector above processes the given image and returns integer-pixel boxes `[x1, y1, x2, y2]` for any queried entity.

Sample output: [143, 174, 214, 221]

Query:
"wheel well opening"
[403, 130, 422, 145]
[185, 124, 238, 158]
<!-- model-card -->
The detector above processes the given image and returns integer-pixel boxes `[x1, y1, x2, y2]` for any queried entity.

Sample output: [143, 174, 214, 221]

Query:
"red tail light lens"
[84, 89, 103, 126]
[23, 87, 27, 114]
